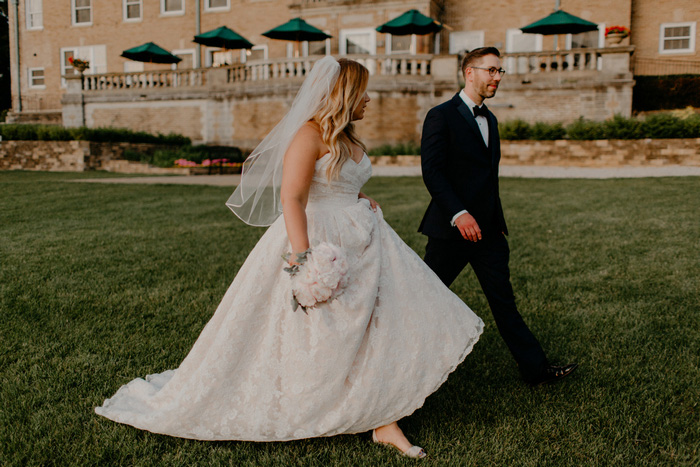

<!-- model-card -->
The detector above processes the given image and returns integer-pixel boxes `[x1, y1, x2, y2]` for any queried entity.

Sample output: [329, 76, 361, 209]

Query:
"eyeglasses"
[469, 66, 507, 77]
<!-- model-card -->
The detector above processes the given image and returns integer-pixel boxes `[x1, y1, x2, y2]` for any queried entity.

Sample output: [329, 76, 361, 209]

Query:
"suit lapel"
[453, 94, 488, 152]
[484, 106, 500, 168]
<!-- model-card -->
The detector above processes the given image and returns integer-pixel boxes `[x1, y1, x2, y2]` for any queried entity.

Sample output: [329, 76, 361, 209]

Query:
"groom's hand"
[455, 213, 482, 242]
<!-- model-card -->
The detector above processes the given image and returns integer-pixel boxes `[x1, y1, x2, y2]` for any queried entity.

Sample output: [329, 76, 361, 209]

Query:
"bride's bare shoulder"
[297, 121, 322, 139]
[292, 121, 327, 157]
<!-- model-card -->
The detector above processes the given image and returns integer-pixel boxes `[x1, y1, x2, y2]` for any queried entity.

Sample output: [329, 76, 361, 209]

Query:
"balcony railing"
[78, 54, 434, 92]
[81, 68, 206, 91]
[502, 47, 631, 75]
[74, 48, 634, 93]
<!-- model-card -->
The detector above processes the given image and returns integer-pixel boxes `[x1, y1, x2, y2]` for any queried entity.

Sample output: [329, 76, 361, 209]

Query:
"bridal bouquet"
[283, 242, 349, 313]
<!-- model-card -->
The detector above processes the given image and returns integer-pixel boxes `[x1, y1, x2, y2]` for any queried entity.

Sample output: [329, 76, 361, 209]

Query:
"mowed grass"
[1, 171, 699, 466]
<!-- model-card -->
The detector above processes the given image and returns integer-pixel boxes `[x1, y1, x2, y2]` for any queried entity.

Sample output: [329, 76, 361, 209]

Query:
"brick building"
[4, 0, 699, 146]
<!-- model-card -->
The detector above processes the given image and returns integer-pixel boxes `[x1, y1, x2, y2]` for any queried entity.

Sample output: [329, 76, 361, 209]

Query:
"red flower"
[605, 26, 630, 37]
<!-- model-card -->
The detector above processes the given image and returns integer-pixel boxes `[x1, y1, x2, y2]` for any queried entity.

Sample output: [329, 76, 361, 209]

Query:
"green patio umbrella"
[376, 9, 443, 36]
[121, 42, 182, 64]
[262, 18, 332, 42]
[194, 26, 254, 50]
[520, 9, 599, 35]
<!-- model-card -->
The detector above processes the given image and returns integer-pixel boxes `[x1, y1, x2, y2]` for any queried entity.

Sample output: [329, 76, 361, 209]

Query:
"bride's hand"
[358, 192, 380, 212]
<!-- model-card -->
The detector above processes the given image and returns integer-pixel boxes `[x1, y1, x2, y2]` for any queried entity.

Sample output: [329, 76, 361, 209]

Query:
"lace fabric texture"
[95, 155, 484, 441]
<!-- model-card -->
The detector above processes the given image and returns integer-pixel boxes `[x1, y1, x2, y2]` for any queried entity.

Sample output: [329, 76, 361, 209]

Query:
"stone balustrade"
[75, 47, 632, 93]
[77, 54, 435, 92]
[502, 46, 633, 75]
[81, 69, 207, 91]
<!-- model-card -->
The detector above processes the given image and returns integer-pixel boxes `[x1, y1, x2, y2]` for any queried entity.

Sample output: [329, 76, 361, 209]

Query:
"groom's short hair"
[461, 47, 501, 74]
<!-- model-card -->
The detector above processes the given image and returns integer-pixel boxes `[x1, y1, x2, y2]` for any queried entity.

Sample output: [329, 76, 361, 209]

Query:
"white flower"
[285, 242, 349, 312]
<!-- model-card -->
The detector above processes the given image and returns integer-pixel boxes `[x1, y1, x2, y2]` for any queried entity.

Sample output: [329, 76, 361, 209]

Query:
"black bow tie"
[473, 105, 488, 118]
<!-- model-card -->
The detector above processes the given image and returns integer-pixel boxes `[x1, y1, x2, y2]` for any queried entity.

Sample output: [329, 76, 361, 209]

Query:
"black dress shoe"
[529, 363, 579, 386]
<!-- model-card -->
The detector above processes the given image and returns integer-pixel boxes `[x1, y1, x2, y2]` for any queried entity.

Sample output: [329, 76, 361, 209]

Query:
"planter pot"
[605, 33, 628, 46]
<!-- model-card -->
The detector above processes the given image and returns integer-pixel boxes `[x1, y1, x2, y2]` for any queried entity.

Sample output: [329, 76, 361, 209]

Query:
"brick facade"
[7, 0, 698, 115]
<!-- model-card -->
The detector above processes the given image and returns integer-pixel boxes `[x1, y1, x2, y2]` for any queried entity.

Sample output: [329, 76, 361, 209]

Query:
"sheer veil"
[226, 56, 341, 227]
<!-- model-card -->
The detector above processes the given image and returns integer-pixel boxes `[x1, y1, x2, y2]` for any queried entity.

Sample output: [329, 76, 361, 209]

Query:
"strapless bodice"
[306, 153, 372, 210]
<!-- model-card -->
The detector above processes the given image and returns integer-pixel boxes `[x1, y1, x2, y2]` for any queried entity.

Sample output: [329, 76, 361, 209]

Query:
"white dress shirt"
[450, 90, 490, 227]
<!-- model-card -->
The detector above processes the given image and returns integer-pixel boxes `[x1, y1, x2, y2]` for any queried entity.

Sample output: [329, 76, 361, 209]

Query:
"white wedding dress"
[96, 154, 483, 441]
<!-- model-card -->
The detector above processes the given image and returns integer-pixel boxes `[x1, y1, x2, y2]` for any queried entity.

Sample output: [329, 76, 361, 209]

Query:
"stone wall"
[0, 141, 184, 172]
[6, 138, 696, 174]
[501, 138, 700, 167]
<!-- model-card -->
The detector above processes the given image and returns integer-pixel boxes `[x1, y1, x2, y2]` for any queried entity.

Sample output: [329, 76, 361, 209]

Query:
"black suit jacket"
[419, 93, 508, 240]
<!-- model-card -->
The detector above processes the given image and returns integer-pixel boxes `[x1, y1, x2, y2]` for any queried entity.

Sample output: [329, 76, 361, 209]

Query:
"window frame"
[60, 48, 79, 87]
[505, 28, 544, 75]
[28, 67, 46, 89]
[123, 0, 142, 22]
[659, 22, 696, 55]
[71, 0, 93, 27]
[505, 28, 543, 53]
[171, 49, 196, 70]
[161, 0, 185, 16]
[387, 34, 416, 55]
[240, 45, 268, 63]
[59, 45, 106, 86]
[339, 28, 377, 55]
[204, 0, 229, 12]
[564, 24, 604, 49]
[305, 37, 331, 57]
[448, 30, 485, 55]
[25, 0, 43, 30]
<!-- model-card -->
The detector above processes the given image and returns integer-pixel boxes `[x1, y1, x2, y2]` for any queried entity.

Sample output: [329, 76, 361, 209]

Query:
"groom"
[419, 47, 577, 386]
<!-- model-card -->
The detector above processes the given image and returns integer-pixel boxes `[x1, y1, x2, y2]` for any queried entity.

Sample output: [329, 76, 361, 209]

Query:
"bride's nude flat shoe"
[372, 429, 427, 459]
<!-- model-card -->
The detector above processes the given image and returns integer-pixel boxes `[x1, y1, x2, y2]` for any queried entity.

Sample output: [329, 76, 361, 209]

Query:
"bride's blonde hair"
[313, 58, 369, 181]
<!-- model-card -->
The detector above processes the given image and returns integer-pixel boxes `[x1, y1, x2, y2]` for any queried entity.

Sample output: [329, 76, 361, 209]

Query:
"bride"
[96, 56, 483, 458]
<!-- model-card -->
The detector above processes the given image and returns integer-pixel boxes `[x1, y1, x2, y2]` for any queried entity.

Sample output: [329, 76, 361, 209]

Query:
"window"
[287, 40, 329, 58]
[60, 45, 107, 86]
[72, 0, 92, 26]
[387, 34, 416, 54]
[308, 38, 331, 56]
[506, 28, 542, 53]
[124, 0, 142, 21]
[28, 68, 45, 88]
[205, 0, 229, 12]
[241, 45, 268, 63]
[26, 0, 43, 30]
[161, 0, 185, 15]
[567, 27, 603, 49]
[449, 31, 485, 55]
[660, 22, 696, 54]
[172, 49, 195, 69]
[339, 28, 376, 55]
[505, 28, 543, 74]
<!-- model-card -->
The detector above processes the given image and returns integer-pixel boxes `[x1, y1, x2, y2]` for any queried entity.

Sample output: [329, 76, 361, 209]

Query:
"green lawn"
[1, 171, 699, 466]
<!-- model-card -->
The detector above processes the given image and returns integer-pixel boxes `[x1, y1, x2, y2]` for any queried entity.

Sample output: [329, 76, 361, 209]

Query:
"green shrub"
[681, 113, 700, 137]
[122, 149, 146, 162]
[0, 124, 191, 145]
[368, 141, 420, 156]
[129, 145, 245, 168]
[530, 122, 565, 140]
[602, 115, 644, 139]
[499, 119, 531, 140]
[640, 113, 688, 139]
[565, 119, 606, 140]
